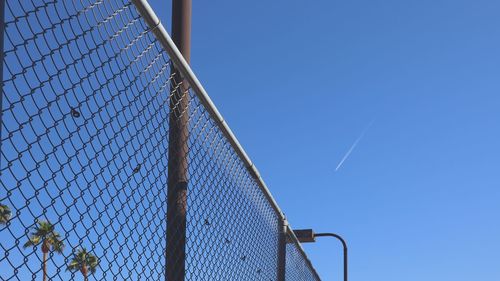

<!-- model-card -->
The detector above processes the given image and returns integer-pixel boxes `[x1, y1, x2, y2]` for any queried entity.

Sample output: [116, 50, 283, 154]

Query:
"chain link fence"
[286, 233, 321, 281]
[0, 0, 321, 280]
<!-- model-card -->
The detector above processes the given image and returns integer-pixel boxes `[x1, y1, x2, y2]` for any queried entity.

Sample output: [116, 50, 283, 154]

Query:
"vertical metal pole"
[277, 218, 287, 281]
[166, 0, 191, 281]
[343, 244, 348, 281]
[315, 233, 348, 281]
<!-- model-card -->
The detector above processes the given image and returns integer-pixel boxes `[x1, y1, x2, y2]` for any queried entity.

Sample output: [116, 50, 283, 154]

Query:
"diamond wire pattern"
[0, 0, 321, 280]
[184, 89, 280, 280]
[285, 233, 321, 281]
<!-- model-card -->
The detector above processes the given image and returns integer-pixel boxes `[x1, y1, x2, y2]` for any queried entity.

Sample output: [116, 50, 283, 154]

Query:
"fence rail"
[0, 0, 320, 280]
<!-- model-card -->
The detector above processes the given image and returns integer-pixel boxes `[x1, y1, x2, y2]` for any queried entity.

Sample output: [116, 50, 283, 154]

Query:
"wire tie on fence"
[147, 19, 161, 34]
[133, 164, 141, 174]
[70, 107, 81, 118]
[246, 163, 259, 179]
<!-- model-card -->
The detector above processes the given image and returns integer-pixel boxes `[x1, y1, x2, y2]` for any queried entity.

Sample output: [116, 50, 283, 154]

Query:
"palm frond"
[88, 254, 99, 274]
[23, 236, 41, 248]
[33, 221, 55, 237]
[52, 240, 65, 253]
[66, 260, 81, 272]
[67, 248, 100, 275]
[24, 221, 65, 254]
[0, 203, 12, 224]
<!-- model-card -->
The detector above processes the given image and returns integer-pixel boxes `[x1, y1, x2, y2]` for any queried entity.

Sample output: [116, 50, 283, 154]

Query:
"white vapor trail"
[335, 119, 375, 172]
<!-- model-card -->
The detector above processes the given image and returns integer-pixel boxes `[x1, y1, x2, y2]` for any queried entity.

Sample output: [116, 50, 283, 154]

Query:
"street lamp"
[294, 229, 347, 281]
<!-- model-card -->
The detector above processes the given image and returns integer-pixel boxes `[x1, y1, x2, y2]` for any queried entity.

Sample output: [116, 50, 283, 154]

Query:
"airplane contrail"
[335, 119, 375, 172]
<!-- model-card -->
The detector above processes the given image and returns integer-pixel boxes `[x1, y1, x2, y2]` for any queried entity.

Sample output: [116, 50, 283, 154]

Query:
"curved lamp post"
[294, 229, 347, 281]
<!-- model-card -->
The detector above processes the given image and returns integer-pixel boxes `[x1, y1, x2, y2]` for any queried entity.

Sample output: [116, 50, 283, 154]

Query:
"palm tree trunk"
[42, 251, 47, 281]
[82, 265, 88, 281]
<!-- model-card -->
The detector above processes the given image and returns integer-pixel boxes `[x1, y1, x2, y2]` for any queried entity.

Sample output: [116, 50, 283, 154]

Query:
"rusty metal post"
[166, 0, 191, 280]
[277, 218, 287, 281]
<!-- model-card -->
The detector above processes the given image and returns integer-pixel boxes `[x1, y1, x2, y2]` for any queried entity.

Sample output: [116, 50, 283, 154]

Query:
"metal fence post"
[277, 216, 287, 281]
[166, 0, 192, 280]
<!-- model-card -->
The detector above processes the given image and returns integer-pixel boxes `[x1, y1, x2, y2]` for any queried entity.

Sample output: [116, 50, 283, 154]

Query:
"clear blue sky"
[148, 0, 500, 280]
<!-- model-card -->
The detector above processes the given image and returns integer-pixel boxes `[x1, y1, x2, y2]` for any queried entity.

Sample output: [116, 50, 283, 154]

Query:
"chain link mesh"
[285, 232, 321, 281]
[0, 0, 321, 280]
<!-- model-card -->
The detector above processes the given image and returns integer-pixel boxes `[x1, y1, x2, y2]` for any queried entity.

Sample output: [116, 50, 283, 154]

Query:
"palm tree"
[23, 221, 65, 281]
[67, 248, 99, 281]
[0, 203, 11, 224]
